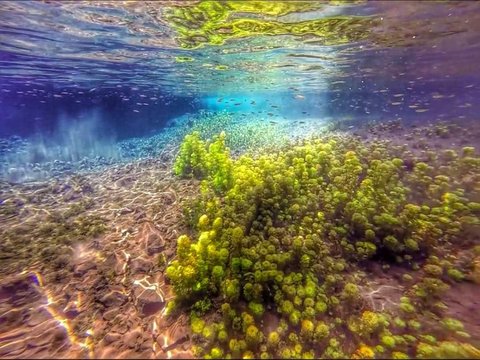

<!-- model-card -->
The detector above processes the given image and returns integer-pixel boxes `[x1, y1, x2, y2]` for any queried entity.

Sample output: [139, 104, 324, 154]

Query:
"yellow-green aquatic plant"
[166, 131, 480, 358]
[174, 130, 233, 193]
[173, 131, 208, 178]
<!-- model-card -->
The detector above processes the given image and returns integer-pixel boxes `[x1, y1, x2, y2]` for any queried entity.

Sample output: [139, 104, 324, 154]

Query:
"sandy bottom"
[0, 148, 197, 359]
[1, 119, 479, 358]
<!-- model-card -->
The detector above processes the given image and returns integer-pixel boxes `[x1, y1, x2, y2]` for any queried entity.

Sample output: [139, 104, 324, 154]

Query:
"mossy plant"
[166, 131, 480, 359]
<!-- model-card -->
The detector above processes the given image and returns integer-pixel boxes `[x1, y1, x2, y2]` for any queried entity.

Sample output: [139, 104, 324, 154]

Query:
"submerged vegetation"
[164, 0, 377, 49]
[166, 130, 480, 358]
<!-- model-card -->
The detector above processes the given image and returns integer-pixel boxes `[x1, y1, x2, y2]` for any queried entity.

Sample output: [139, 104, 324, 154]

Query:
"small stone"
[110, 322, 129, 335]
[100, 290, 127, 307]
[134, 287, 164, 316]
[74, 261, 96, 277]
[134, 211, 146, 222]
[130, 258, 151, 274]
[124, 328, 142, 349]
[103, 332, 122, 345]
[103, 308, 119, 321]
[119, 208, 132, 215]
[102, 254, 117, 268]
[145, 234, 165, 256]
[52, 327, 68, 341]
[139, 338, 153, 351]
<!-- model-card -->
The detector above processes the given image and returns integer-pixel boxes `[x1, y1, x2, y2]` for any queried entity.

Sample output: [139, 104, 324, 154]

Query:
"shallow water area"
[1, 1, 480, 359]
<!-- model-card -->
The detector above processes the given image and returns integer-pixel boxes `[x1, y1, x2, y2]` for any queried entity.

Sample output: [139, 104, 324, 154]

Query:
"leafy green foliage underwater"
[168, 131, 480, 359]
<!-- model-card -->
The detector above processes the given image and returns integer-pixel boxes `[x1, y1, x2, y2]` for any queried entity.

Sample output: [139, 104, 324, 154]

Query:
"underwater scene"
[1, 0, 480, 359]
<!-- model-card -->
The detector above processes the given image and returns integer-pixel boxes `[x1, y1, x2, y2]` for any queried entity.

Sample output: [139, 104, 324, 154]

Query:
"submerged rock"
[145, 233, 165, 256]
[100, 290, 128, 307]
[130, 258, 152, 274]
[134, 287, 165, 317]
[74, 261, 97, 277]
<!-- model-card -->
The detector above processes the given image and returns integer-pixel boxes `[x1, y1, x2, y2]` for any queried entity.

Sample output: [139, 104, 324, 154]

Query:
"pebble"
[100, 290, 128, 307]
[74, 261, 97, 277]
[130, 258, 152, 274]
[103, 308, 120, 321]
[103, 332, 123, 344]
[145, 233, 165, 256]
[134, 287, 164, 316]
[123, 328, 142, 348]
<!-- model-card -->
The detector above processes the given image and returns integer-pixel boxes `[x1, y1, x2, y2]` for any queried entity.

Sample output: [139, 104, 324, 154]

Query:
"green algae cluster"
[166, 130, 480, 358]
[163, 0, 376, 49]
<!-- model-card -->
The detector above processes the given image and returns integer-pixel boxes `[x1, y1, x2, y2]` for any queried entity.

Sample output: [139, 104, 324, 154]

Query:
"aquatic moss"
[447, 268, 465, 282]
[381, 335, 396, 349]
[441, 318, 464, 332]
[166, 131, 480, 358]
[174, 130, 232, 193]
[352, 344, 375, 359]
[416, 341, 480, 359]
[173, 131, 208, 178]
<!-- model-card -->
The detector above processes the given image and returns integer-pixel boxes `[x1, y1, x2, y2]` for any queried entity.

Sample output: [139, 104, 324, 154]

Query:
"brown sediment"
[0, 145, 197, 358]
[345, 118, 480, 157]
[358, 263, 406, 313]
[443, 282, 480, 339]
